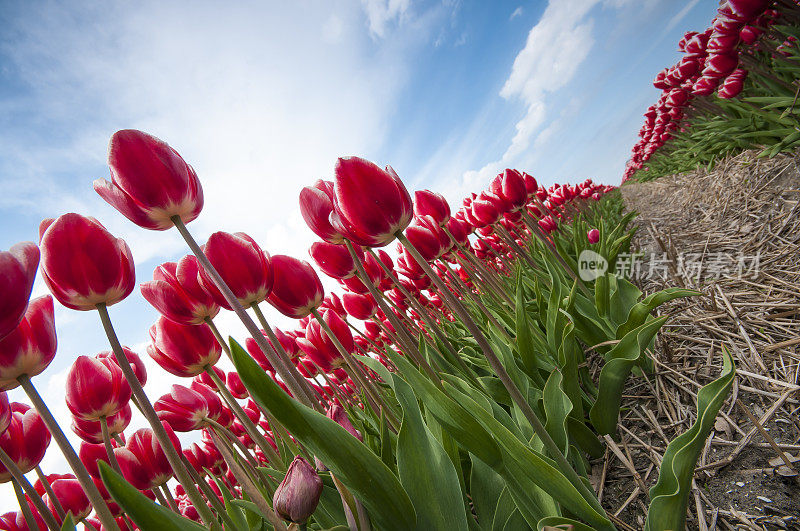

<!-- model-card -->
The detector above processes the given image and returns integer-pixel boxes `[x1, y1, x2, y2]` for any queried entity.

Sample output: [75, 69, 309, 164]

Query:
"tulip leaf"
[645, 350, 735, 531]
[590, 316, 668, 435]
[97, 461, 208, 531]
[615, 287, 700, 340]
[470, 454, 506, 530]
[536, 516, 596, 531]
[60, 514, 76, 531]
[390, 373, 470, 530]
[230, 339, 416, 531]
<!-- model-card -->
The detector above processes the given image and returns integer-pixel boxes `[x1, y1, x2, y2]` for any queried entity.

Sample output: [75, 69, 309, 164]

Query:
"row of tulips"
[623, 0, 800, 182]
[0, 128, 734, 531]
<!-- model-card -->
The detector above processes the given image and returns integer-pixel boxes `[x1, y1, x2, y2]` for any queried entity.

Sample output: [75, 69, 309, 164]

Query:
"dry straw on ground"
[600, 151, 800, 530]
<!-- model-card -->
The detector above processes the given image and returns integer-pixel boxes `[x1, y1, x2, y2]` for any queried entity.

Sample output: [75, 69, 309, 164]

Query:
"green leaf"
[537, 516, 597, 531]
[542, 371, 572, 456]
[391, 374, 470, 530]
[230, 339, 416, 531]
[590, 317, 669, 435]
[615, 287, 699, 340]
[60, 514, 76, 531]
[98, 461, 208, 531]
[645, 350, 735, 531]
[516, 278, 546, 387]
[470, 454, 506, 531]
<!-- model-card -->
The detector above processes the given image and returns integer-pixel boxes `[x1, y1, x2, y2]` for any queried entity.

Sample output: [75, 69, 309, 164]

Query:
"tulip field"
[2, 1, 800, 531]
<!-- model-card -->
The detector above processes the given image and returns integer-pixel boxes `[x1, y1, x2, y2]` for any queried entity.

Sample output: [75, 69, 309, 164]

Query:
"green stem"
[13, 479, 42, 531]
[16, 375, 120, 531]
[35, 465, 66, 520]
[95, 304, 218, 529]
[1, 451, 60, 531]
[205, 316, 232, 360]
[100, 415, 122, 474]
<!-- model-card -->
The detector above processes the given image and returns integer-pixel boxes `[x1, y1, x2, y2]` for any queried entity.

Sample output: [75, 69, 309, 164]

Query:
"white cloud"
[510, 7, 523, 20]
[360, 0, 411, 37]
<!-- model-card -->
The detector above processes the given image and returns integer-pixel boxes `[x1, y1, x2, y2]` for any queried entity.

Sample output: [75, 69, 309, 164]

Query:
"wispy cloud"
[510, 7, 523, 21]
[360, 0, 411, 37]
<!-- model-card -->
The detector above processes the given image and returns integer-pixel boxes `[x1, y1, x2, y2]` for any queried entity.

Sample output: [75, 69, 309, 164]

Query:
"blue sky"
[0, 0, 717, 511]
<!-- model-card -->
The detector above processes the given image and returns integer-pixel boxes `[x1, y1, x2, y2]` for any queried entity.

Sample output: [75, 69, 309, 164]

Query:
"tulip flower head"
[148, 317, 222, 377]
[0, 403, 51, 482]
[39, 213, 135, 311]
[0, 242, 39, 341]
[587, 228, 600, 245]
[141, 255, 220, 325]
[96, 129, 204, 230]
[66, 355, 132, 420]
[0, 296, 57, 391]
[267, 255, 324, 319]
[273, 455, 323, 524]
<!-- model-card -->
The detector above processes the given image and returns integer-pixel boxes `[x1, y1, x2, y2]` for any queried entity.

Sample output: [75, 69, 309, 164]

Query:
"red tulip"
[126, 422, 181, 488]
[0, 393, 8, 437]
[66, 355, 131, 420]
[72, 403, 132, 444]
[587, 228, 600, 244]
[718, 68, 747, 99]
[0, 296, 56, 391]
[0, 403, 50, 481]
[490, 169, 527, 210]
[299, 180, 345, 244]
[155, 384, 221, 432]
[326, 404, 362, 441]
[413, 190, 450, 226]
[329, 157, 413, 247]
[38, 213, 135, 311]
[404, 215, 449, 261]
[198, 231, 273, 310]
[95, 129, 203, 230]
[309, 241, 356, 279]
[342, 292, 377, 320]
[0, 242, 39, 341]
[295, 309, 352, 372]
[148, 317, 221, 377]
[267, 255, 324, 318]
[193, 365, 226, 389]
[227, 371, 248, 399]
[273, 456, 323, 524]
[471, 195, 502, 227]
[42, 475, 91, 523]
[702, 53, 739, 78]
[97, 347, 147, 387]
[141, 255, 220, 325]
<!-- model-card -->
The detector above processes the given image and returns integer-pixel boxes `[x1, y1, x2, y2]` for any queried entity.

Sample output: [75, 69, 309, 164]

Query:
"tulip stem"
[160, 484, 180, 513]
[170, 216, 319, 411]
[95, 303, 219, 530]
[310, 308, 400, 430]
[204, 365, 283, 466]
[35, 465, 66, 520]
[250, 303, 324, 411]
[444, 227, 512, 304]
[100, 416, 123, 474]
[16, 375, 120, 531]
[181, 456, 234, 522]
[396, 233, 607, 517]
[0, 450, 60, 531]
[205, 316, 232, 360]
[13, 478, 43, 531]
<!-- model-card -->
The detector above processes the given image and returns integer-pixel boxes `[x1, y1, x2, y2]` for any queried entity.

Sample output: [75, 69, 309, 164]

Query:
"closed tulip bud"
[0, 403, 51, 481]
[329, 157, 413, 247]
[267, 255, 324, 318]
[0, 393, 8, 436]
[490, 169, 527, 210]
[0, 296, 57, 391]
[198, 231, 273, 309]
[193, 365, 226, 390]
[126, 422, 181, 488]
[227, 371, 248, 399]
[66, 355, 132, 420]
[0, 242, 39, 341]
[72, 403, 131, 444]
[326, 404, 362, 441]
[309, 241, 356, 279]
[79, 441, 116, 479]
[95, 129, 203, 230]
[296, 309, 352, 372]
[244, 334, 276, 372]
[141, 255, 220, 325]
[155, 384, 220, 432]
[43, 475, 92, 523]
[404, 215, 449, 261]
[471, 196, 501, 227]
[97, 347, 147, 387]
[273, 455, 323, 524]
[39, 213, 135, 311]
[342, 292, 377, 320]
[299, 180, 345, 244]
[190, 380, 225, 416]
[413, 190, 451, 226]
[148, 317, 221, 377]
[0, 508, 46, 531]
[587, 228, 600, 244]
[703, 53, 738, 78]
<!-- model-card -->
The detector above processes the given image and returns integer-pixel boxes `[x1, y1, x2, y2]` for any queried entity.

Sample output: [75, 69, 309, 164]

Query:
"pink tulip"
[141, 255, 220, 325]
[0, 242, 39, 341]
[66, 355, 132, 420]
[0, 296, 57, 391]
[148, 317, 221, 377]
[267, 255, 324, 319]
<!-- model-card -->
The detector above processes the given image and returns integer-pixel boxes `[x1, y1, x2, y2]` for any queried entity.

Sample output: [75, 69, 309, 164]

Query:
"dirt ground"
[597, 152, 800, 530]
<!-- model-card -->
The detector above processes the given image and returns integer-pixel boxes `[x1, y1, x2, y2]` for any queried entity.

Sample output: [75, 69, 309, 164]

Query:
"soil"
[597, 151, 800, 530]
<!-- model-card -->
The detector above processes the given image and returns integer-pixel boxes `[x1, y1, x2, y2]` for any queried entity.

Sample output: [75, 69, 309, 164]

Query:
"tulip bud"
[72, 403, 131, 444]
[0, 393, 8, 437]
[97, 347, 147, 387]
[413, 190, 451, 226]
[342, 292, 377, 320]
[0, 403, 51, 482]
[126, 422, 181, 488]
[39, 213, 135, 310]
[0, 508, 46, 530]
[329, 157, 413, 247]
[267, 255, 324, 318]
[155, 384, 221, 432]
[309, 241, 356, 279]
[148, 317, 221, 377]
[66, 355, 132, 420]
[587, 228, 600, 244]
[141, 255, 220, 325]
[96, 129, 203, 230]
[299, 180, 345, 244]
[227, 371, 249, 399]
[326, 404, 363, 441]
[0, 242, 39, 341]
[273, 456, 323, 524]
[0, 296, 57, 391]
